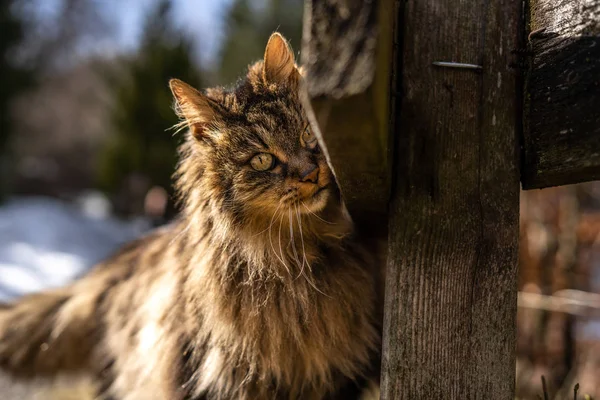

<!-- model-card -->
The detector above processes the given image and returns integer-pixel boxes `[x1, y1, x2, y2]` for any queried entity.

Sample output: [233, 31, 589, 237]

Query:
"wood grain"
[381, 0, 521, 398]
[522, 0, 600, 189]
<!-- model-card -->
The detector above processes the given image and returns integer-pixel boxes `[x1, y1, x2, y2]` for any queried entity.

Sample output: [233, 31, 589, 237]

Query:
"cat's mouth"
[312, 185, 330, 202]
[279, 182, 331, 213]
[314, 185, 328, 196]
[299, 184, 330, 213]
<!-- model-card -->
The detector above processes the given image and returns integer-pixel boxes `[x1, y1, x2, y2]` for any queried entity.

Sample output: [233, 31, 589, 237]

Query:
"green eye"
[250, 153, 275, 171]
[302, 125, 317, 148]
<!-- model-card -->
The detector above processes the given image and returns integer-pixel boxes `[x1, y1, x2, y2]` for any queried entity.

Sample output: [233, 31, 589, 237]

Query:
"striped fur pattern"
[0, 33, 381, 399]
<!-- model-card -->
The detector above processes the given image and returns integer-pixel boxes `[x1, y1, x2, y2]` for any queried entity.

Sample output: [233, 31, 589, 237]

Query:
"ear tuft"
[263, 33, 298, 86]
[169, 79, 218, 140]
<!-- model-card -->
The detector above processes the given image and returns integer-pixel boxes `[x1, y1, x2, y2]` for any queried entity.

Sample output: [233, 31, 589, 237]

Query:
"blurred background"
[0, 0, 302, 298]
[0, 0, 598, 398]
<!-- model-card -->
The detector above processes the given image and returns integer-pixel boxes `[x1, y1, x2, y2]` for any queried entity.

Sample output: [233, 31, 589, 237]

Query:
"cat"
[0, 33, 381, 400]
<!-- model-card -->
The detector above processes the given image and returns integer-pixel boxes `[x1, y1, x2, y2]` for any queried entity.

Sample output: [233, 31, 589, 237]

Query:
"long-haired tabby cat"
[0, 33, 381, 400]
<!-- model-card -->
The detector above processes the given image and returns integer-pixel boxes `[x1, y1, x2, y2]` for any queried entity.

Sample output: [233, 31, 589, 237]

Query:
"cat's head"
[170, 33, 339, 227]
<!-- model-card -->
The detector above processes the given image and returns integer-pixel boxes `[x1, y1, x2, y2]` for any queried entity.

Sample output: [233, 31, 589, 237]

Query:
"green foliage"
[217, 0, 303, 85]
[97, 0, 202, 211]
[0, 0, 33, 200]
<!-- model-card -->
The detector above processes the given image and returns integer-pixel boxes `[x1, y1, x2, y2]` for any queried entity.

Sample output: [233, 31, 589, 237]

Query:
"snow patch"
[0, 197, 149, 302]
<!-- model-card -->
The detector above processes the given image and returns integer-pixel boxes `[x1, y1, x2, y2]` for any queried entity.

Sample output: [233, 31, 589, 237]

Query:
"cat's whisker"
[298, 257, 331, 298]
[251, 222, 273, 237]
[268, 203, 289, 274]
[251, 227, 271, 237]
[301, 201, 336, 225]
[169, 219, 194, 247]
[293, 208, 306, 280]
[277, 211, 290, 277]
[288, 210, 302, 271]
[168, 120, 192, 136]
[306, 275, 332, 298]
[295, 204, 310, 275]
[290, 204, 330, 297]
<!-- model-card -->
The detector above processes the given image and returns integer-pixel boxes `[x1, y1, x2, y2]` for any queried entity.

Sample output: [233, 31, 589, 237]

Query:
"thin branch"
[518, 290, 600, 317]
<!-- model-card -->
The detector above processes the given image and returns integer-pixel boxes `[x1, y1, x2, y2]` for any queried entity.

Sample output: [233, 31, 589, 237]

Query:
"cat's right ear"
[169, 79, 219, 141]
[263, 33, 299, 87]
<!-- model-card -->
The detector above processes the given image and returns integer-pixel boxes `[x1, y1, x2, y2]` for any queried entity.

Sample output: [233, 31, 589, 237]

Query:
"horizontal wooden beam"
[300, 0, 394, 232]
[522, 0, 600, 189]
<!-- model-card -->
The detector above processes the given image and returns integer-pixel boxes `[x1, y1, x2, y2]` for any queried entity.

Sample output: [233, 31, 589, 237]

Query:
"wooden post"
[380, 0, 521, 398]
[302, 0, 522, 397]
[522, 0, 600, 189]
[300, 0, 395, 233]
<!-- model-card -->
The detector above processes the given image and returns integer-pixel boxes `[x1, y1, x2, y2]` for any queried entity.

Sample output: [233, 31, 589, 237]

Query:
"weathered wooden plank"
[300, 0, 395, 231]
[522, 0, 600, 189]
[381, 0, 521, 398]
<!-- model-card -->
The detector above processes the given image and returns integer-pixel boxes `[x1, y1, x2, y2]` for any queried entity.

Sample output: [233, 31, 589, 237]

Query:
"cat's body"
[0, 34, 381, 400]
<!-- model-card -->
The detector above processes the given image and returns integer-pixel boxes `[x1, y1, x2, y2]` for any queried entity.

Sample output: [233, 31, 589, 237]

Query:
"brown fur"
[0, 33, 381, 400]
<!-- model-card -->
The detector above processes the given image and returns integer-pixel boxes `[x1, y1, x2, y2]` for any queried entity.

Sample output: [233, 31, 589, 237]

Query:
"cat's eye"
[250, 153, 275, 171]
[302, 125, 318, 148]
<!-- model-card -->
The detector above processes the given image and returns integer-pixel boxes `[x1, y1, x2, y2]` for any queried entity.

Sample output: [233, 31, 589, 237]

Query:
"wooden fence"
[300, 0, 600, 398]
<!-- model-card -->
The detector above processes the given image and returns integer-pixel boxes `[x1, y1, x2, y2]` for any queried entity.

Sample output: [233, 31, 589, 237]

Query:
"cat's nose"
[299, 164, 319, 183]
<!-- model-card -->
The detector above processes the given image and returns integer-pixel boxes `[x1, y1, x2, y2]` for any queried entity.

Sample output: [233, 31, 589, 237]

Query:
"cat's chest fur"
[183, 241, 379, 399]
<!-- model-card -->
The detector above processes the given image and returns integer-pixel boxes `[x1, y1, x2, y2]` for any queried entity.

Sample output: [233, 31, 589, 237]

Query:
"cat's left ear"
[263, 32, 300, 87]
[169, 79, 221, 141]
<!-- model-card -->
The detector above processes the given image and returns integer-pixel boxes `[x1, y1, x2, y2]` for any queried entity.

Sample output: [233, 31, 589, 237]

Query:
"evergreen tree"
[217, 0, 303, 85]
[0, 0, 33, 200]
[98, 0, 202, 216]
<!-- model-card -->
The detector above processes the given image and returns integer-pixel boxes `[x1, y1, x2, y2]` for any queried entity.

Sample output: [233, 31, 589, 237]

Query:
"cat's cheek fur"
[230, 173, 285, 215]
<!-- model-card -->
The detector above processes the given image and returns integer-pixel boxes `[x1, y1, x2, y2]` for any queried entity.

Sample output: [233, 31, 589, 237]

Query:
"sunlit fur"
[0, 33, 380, 400]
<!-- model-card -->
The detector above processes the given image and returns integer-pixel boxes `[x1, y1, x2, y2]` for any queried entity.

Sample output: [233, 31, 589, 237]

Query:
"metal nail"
[432, 61, 483, 70]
